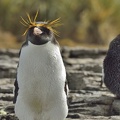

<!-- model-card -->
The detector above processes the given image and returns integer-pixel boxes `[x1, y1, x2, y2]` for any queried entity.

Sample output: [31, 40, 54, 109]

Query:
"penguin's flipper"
[64, 80, 69, 96]
[13, 41, 28, 104]
[100, 77, 103, 87]
[13, 78, 19, 104]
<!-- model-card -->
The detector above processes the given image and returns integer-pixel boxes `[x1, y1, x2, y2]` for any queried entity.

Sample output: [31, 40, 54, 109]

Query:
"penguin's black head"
[27, 24, 54, 45]
[20, 11, 61, 45]
[109, 34, 120, 50]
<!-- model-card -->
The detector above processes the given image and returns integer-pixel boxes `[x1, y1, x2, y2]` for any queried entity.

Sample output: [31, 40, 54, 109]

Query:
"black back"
[103, 34, 120, 97]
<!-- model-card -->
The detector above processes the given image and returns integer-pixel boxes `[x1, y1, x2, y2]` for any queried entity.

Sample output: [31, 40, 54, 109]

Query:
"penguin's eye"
[40, 27, 51, 35]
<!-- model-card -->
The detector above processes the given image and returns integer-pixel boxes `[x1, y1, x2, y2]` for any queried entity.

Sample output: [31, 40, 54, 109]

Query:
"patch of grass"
[58, 38, 79, 47]
[58, 38, 108, 48]
[0, 31, 21, 49]
[0, 30, 108, 49]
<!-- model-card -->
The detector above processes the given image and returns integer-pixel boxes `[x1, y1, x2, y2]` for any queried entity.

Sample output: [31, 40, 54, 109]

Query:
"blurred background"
[0, 0, 120, 49]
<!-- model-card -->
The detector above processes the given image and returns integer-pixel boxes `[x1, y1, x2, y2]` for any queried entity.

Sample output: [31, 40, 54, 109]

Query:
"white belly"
[15, 41, 68, 120]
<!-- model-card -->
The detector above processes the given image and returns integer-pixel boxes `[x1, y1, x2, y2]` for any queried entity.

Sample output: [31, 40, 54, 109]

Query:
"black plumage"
[103, 34, 120, 97]
[13, 40, 29, 104]
[13, 78, 19, 103]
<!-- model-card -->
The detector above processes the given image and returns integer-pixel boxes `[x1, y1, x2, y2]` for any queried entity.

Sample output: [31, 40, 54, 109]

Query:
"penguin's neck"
[28, 41, 51, 47]
[26, 41, 59, 54]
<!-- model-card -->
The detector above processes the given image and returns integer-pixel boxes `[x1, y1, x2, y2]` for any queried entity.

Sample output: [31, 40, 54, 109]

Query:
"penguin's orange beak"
[33, 27, 43, 35]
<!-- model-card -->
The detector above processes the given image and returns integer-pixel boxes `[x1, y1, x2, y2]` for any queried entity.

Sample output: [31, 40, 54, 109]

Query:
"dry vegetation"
[0, 31, 20, 49]
[0, 0, 120, 48]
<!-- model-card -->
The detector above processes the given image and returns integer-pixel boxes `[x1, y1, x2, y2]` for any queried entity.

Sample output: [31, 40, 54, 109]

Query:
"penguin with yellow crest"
[13, 12, 68, 120]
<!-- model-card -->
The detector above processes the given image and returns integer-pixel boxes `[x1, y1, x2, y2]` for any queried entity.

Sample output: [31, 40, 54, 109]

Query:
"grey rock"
[112, 99, 120, 115]
[0, 48, 120, 120]
[0, 93, 13, 101]
[69, 47, 107, 58]
[67, 70, 102, 90]
[110, 116, 120, 120]
[83, 95, 114, 105]
[69, 94, 113, 116]
[0, 78, 14, 94]
[0, 57, 17, 78]
[67, 113, 81, 118]
[0, 115, 18, 120]
[0, 49, 19, 57]
[4, 105, 14, 113]
[67, 71, 86, 90]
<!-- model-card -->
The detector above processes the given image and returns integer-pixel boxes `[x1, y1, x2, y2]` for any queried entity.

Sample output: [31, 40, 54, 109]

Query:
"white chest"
[17, 41, 66, 101]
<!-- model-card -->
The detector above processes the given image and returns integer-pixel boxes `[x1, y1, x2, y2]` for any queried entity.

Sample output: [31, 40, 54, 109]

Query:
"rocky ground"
[0, 47, 120, 120]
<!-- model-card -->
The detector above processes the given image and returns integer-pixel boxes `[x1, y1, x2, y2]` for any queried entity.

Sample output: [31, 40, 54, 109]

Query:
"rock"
[110, 116, 120, 120]
[0, 56, 17, 78]
[0, 48, 120, 120]
[68, 94, 114, 116]
[83, 95, 114, 105]
[67, 70, 102, 90]
[61, 46, 71, 58]
[69, 105, 110, 116]
[67, 113, 81, 118]
[4, 105, 14, 113]
[0, 94, 13, 101]
[0, 114, 18, 120]
[112, 99, 120, 115]
[0, 78, 14, 94]
[67, 71, 86, 90]
[64, 58, 103, 65]
[0, 49, 19, 58]
[69, 48, 107, 58]
[61, 47, 107, 58]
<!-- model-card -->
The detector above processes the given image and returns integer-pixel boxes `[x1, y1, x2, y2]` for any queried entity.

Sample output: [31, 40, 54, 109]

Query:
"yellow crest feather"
[20, 11, 61, 36]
